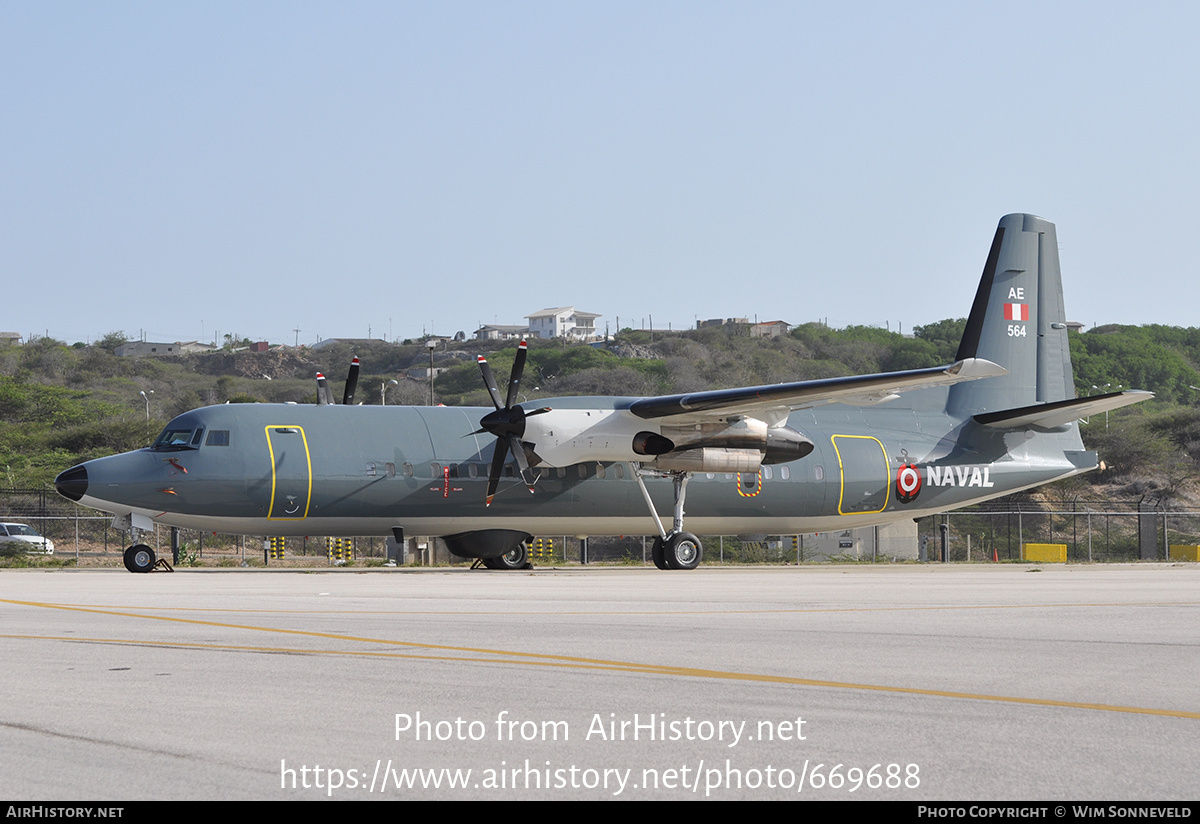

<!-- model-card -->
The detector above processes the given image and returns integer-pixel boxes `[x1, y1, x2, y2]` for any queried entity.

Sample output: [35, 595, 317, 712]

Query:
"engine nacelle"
[632, 431, 675, 455]
[524, 408, 813, 470]
[764, 426, 815, 464]
[656, 419, 814, 465]
[654, 448, 764, 473]
[661, 418, 768, 450]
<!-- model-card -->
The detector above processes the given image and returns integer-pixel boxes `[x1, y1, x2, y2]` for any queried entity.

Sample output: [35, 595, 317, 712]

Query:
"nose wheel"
[123, 544, 156, 573]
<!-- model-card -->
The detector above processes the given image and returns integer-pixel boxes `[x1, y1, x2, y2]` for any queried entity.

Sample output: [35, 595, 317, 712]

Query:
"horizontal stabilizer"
[973, 390, 1153, 429]
[628, 358, 1006, 422]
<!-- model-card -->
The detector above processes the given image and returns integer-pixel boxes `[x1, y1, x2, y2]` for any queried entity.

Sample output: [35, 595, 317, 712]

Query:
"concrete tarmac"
[2, 563, 1198, 801]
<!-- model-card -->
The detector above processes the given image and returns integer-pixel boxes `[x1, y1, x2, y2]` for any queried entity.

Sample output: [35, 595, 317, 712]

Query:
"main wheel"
[123, 544, 156, 573]
[488, 542, 530, 570]
[651, 536, 669, 570]
[664, 532, 702, 570]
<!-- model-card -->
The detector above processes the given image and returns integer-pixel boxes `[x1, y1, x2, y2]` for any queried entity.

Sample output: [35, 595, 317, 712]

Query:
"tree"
[96, 331, 128, 354]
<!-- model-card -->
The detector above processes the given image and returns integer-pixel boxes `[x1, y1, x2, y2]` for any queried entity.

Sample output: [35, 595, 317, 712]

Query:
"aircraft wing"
[627, 358, 1006, 423]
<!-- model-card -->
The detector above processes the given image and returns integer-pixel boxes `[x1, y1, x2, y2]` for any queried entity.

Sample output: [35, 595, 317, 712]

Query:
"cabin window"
[780, 466, 790, 480]
[556, 467, 566, 479]
[763, 466, 773, 480]
[402, 462, 413, 477]
[615, 463, 625, 479]
[431, 463, 441, 478]
[366, 462, 377, 476]
[814, 465, 824, 480]
[448, 464, 460, 478]
[578, 464, 588, 479]
[386, 462, 396, 478]
[467, 463, 479, 479]
[596, 463, 606, 479]
[205, 430, 230, 447]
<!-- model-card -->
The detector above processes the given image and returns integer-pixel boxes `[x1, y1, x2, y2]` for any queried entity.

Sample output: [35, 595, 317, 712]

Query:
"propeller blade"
[507, 434, 537, 491]
[316, 373, 330, 405]
[477, 356, 505, 411]
[504, 340, 528, 410]
[342, 356, 360, 405]
[477, 341, 542, 503]
[485, 436, 510, 506]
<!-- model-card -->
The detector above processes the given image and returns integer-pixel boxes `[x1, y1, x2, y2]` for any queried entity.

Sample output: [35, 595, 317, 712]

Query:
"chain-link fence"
[531, 535, 803, 564]
[914, 499, 1198, 562]
[0, 488, 390, 564]
[3, 488, 1196, 565]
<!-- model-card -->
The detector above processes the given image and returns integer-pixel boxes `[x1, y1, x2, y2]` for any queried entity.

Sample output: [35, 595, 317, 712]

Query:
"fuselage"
[55, 390, 1096, 541]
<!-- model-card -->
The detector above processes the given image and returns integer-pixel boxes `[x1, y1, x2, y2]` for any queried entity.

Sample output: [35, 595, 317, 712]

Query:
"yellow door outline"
[265, 425, 312, 520]
[831, 434, 890, 515]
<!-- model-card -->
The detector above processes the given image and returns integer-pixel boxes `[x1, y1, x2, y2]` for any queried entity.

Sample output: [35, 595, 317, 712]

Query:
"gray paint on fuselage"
[70, 392, 1092, 540]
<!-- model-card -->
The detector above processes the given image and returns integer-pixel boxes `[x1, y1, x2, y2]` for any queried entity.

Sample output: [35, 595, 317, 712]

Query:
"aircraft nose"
[55, 465, 89, 502]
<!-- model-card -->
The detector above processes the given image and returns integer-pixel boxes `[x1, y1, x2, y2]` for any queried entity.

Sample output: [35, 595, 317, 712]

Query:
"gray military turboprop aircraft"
[56, 214, 1149, 572]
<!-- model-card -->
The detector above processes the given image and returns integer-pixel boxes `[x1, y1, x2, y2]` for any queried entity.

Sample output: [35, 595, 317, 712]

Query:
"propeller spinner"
[476, 341, 551, 505]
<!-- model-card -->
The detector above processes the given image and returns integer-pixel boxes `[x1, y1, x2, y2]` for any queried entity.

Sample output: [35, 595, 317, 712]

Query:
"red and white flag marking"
[1004, 303, 1028, 321]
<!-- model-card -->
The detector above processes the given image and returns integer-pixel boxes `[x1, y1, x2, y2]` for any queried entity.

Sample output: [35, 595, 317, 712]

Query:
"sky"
[3, 2, 1197, 347]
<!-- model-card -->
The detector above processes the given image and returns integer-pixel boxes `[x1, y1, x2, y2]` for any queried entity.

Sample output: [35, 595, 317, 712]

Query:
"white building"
[114, 340, 219, 357]
[474, 324, 528, 341]
[525, 307, 601, 340]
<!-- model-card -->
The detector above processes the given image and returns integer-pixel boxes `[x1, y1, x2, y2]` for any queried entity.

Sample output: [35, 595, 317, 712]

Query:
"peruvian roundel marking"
[895, 463, 922, 504]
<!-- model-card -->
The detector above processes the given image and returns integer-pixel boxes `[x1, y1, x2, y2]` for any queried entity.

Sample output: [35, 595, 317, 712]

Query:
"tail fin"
[948, 214, 1073, 417]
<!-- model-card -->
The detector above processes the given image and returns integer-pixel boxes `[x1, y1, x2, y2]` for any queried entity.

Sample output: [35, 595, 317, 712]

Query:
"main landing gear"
[634, 466, 702, 570]
[481, 542, 531, 570]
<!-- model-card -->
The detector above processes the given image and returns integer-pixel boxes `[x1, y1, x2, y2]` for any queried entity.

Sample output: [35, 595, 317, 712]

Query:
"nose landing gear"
[123, 544, 156, 573]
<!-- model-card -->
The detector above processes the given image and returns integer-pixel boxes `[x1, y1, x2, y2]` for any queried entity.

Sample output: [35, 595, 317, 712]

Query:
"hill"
[1, 323, 1198, 504]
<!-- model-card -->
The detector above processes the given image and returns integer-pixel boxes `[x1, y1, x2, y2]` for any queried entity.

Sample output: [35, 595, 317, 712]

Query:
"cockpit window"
[152, 428, 199, 451]
[206, 430, 230, 446]
[191, 428, 205, 446]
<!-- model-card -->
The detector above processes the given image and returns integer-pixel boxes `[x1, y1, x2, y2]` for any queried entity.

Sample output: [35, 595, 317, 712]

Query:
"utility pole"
[426, 339, 438, 405]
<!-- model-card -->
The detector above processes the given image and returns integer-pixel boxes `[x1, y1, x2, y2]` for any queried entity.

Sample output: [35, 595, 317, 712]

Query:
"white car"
[0, 523, 54, 554]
